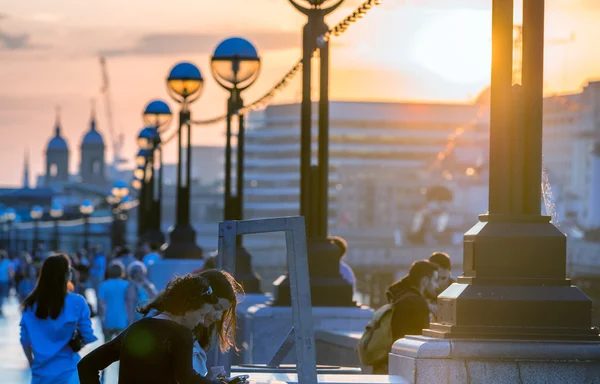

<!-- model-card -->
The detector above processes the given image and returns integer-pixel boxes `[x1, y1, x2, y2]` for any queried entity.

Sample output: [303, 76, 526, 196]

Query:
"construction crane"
[99, 56, 126, 176]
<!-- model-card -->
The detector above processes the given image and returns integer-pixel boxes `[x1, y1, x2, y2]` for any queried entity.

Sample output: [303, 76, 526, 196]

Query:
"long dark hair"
[138, 270, 243, 353]
[22, 253, 71, 320]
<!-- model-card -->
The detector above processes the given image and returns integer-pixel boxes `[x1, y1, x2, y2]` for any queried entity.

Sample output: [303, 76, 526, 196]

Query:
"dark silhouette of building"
[45, 110, 70, 185]
[80, 104, 106, 185]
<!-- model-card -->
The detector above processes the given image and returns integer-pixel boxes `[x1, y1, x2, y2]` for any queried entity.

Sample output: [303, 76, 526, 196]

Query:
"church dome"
[82, 112, 105, 147]
[47, 114, 68, 152]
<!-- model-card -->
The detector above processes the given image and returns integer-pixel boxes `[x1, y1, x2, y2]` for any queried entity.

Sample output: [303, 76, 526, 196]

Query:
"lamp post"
[137, 124, 167, 244]
[163, 62, 204, 259]
[5, 208, 15, 254]
[422, 0, 597, 340]
[211, 37, 262, 292]
[49, 203, 63, 251]
[134, 149, 152, 239]
[275, 0, 353, 306]
[0, 211, 5, 250]
[107, 180, 130, 249]
[79, 200, 94, 251]
[30, 205, 43, 253]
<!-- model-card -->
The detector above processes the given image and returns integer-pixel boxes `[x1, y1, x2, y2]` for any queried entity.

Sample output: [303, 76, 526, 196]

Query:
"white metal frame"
[216, 216, 318, 384]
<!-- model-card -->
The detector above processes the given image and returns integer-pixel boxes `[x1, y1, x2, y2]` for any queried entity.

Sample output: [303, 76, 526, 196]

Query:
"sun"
[409, 10, 492, 84]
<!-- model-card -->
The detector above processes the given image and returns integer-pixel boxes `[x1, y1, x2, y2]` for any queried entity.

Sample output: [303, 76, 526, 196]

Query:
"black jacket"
[386, 277, 430, 341]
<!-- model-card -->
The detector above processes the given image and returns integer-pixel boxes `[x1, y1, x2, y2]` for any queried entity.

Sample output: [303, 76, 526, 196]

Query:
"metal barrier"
[216, 216, 317, 384]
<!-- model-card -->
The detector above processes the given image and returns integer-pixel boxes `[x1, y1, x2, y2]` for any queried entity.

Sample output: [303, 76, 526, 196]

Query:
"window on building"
[93, 160, 101, 175]
[50, 164, 58, 177]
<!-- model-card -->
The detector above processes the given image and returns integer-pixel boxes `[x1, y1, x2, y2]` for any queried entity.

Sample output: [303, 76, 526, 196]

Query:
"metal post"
[235, 91, 245, 242]
[175, 108, 191, 227]
[83, 215, 90, 251]
[300, 21, 313, 235]
[487, 0, 514, 215]
[8, 222, 13, 255]
[522, 0, 544, 215]
[224, 96, 234, 221]
[423, 0, 598, 341]
[317, 39, 330, 238]
[33, 220, 39, 252]
[53, 218, 60, 251]
[274, 0, 354, 307]
[0, 223, 5, 249]
[184, 113, 192, 226]
[164, 105, 202, 259]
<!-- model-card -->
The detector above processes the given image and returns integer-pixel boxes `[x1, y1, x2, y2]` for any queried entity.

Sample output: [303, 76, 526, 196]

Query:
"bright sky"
[1, 0, 600, 186]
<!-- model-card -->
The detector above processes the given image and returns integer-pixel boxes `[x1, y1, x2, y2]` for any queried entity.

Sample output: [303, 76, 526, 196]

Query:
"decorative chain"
[162, 0, 383, 146]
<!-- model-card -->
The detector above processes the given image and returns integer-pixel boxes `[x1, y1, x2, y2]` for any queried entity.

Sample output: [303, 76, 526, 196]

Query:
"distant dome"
[47, 124, 68, 152]
[82, 117, 104, 147]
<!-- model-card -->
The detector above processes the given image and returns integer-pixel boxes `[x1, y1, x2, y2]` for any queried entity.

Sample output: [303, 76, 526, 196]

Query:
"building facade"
[244, 99, 490, 230]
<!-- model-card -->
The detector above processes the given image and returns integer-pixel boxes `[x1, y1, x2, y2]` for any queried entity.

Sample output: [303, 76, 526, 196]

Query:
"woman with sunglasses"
[78, 269, 243, 384]
[20, 253, 98, 384]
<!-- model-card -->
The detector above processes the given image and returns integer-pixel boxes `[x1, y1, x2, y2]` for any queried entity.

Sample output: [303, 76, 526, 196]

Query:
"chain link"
[162, 0, 383, 146]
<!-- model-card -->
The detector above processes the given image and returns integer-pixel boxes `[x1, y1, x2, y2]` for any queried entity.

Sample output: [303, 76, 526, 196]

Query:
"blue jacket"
[20, 293, 98, 384]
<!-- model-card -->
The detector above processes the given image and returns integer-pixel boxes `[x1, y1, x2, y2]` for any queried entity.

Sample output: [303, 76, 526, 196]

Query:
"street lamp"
[163, 61, 204, 259]
[143, 99, 172, 131]
[421, 0, 597, 341]
[5, 208, 15, 254]
[49, 203, 63, 251]
[274, 0, 353, 306]
[79, 200, 94, 251]
[211, 37, 262, 292]
[136, 126, 164, 244]
[0, 208, 5, 250]
[30, 205, 44, 252]
[108, 181, 130, 249]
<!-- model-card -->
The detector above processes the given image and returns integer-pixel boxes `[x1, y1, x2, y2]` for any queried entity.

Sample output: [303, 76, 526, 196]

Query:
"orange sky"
[1, 0, 600, 186]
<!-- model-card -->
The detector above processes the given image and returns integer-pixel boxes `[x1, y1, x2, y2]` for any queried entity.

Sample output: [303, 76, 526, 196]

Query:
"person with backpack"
[357, 260, 439, 374]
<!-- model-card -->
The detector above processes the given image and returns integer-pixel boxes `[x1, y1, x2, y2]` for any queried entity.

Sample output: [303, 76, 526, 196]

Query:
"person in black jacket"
[386, 260, 439, 341]
[78, 270, 244, 384]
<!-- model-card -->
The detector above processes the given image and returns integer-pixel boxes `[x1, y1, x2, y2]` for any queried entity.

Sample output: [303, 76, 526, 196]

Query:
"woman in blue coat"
[20, 253, 97, 384]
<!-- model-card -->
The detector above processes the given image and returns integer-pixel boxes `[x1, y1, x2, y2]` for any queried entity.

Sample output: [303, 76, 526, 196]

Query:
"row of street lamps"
[131, 38, 261, 276]
[0, 201, 97, 255]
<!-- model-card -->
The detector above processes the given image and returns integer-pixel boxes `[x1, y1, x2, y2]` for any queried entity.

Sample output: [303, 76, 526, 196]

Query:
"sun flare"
[410, 10, 492, 84]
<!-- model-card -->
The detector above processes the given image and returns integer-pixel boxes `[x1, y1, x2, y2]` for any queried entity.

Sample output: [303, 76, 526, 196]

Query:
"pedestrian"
[89, 247, 106, 303]
[17, 261, 38, 304]
[387, 260, 438, 338]
[427, 252, 457, 322]
[0, 250, 11, 315]
[114, 247, 136, 270]
[358, 260, 438, 374]
[78, 270, 244, 384]
[20, 253, 97, 384]
[330, 236, 356, 291]
[141, 242, 162, 269]
[125, 261, 157, 324]
[98, 261, 129, 342]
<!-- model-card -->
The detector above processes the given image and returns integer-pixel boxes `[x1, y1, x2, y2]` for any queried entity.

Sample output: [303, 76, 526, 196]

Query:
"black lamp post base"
[140, 229, 166, 247]
[271, 237, 354, 307]
[423, 215, 599, 341]
[163, 224, 203, 259]
[235, 246, 262, 294]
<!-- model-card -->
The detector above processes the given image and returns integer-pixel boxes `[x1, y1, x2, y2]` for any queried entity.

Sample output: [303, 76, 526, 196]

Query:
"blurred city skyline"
[2, 0, 600, 185]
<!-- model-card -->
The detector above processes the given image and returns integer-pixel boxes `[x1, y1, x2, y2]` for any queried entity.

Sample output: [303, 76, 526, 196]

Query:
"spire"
[90, 98, 97, 131]
[55, 105, 61, 137]
[23, 150, 30, 189]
